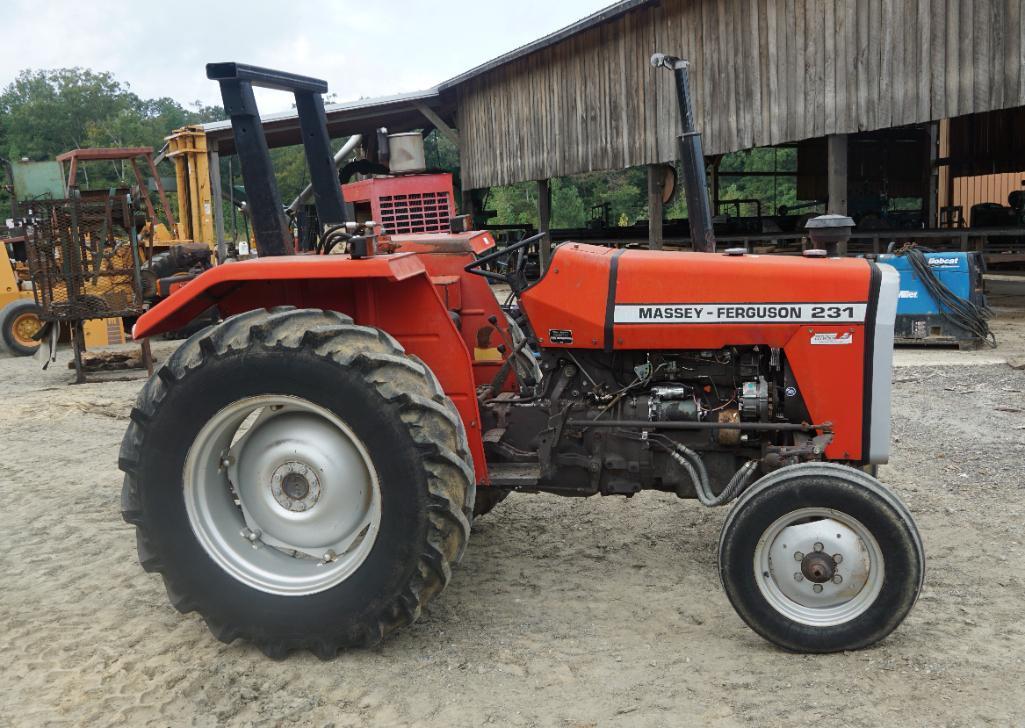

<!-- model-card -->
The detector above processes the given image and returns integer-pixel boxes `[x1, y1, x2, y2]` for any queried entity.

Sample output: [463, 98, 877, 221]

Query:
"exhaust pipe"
[651, 54, 716, 253]
[286, 134, 362, 216]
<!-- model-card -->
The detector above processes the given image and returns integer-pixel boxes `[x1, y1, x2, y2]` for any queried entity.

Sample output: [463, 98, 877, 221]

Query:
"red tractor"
[119, 59, 923, 659]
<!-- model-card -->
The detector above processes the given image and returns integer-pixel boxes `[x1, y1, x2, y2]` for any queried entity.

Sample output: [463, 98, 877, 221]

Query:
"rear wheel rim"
[184, 394, 381, 596]
[753, 507, 884, 627]
[10, 310, 40, 348]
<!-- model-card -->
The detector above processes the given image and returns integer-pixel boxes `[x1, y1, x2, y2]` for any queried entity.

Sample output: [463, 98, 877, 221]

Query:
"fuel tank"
[518, 243, 898, 465]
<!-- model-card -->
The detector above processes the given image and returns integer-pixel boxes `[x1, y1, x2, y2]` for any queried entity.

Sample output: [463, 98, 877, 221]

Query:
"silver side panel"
[869, 264, 899, 463]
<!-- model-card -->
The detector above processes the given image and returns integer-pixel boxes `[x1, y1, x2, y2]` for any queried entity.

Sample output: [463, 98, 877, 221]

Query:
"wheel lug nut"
[794, 572, 804, 582]
[833, 574, 843, 584]
[323, 550, 337, 562]
[813, 542, 824, 552]
[813, 583, 823, 593]
[833, 553, 843, 564]
[793, 551, 804, 561]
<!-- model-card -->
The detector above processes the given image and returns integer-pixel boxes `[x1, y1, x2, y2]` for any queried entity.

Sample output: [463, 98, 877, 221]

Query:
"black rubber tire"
[119, 307, 475, 659]
[0, 298, 42, 356]
[718, 462, 924, 653]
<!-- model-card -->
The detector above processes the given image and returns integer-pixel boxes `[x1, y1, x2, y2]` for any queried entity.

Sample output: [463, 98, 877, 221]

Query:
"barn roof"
[437, 0, 655, 90]
[197, 1, 657, 154]
[200, 88, 447, 154]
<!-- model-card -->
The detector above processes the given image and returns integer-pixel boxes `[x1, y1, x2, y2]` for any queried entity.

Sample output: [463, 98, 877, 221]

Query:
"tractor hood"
[519, 243, 880, 351]
[519, 242, 897, 465]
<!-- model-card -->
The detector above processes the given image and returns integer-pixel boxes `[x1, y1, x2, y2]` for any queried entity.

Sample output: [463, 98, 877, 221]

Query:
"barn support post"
[927, 122, 939, 227]
[209, 148, 227, 262]
[538, 178, 552, 268]
[461, 187, 477, 221]
[647, 165, 664, 250]
[710, 157, 721, 212]
[827, 134, 848, 216]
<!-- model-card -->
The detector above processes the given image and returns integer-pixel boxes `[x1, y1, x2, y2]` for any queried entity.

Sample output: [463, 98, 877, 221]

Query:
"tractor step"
[486, 462, 540, 488]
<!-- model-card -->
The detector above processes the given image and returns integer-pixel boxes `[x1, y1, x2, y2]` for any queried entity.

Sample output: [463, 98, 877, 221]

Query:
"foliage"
[424, 130, 459, 173]
[0, 68, 224, 218]
[1, 67, 807, 234]
[0, 68, 223, 161]
[487, 147, 803, 229]
[715, 147, 799, 217]
[488, 167, 647, 229]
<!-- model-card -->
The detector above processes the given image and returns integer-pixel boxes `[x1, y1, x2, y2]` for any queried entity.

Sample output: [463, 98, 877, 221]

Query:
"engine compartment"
[482, 344, 827, 498]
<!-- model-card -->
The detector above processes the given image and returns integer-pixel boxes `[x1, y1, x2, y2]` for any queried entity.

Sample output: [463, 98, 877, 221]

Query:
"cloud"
[3, 0, 610, 113]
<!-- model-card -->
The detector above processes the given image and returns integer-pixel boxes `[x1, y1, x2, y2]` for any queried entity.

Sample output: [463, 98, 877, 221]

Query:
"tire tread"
[119, 307, 474, 657]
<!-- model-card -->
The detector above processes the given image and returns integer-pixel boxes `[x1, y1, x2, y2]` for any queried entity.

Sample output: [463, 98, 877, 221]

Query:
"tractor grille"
[377, 191, 453, 234]
[25, 194, 145, 321]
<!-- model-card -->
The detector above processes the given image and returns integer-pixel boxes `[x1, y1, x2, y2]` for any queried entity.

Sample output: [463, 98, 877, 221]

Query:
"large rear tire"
[119, 307, 475, 658]
[718, 463, 924, 653]
[1, 298, 42, 356]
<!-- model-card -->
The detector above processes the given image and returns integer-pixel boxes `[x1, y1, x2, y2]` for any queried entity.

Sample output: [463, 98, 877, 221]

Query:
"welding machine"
[877, 249, 992, 348]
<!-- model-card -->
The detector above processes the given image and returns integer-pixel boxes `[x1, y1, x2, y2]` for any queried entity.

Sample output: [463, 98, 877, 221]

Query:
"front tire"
[119, 307, 475, 658]
[718, 463, 924, 652]
[1, 298, 42, 355]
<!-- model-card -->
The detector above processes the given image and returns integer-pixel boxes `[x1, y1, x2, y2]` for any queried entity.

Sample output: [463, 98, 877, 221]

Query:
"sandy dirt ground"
[1, 298, 1024, 727]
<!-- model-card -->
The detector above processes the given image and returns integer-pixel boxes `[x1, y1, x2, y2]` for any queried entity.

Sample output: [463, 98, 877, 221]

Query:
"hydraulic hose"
[667, 442, 759, 506]
[901, 246, 996, 347]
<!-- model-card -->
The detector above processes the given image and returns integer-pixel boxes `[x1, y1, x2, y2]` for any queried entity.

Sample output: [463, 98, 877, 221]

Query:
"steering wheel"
[464, 231, 545, 294]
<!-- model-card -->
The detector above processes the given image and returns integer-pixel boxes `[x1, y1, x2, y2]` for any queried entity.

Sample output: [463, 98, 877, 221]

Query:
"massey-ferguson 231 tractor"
[119, 58, 924, 659]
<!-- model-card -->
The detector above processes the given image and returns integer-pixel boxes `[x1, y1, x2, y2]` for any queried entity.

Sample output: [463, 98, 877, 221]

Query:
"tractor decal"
[614, 302, 868, 324]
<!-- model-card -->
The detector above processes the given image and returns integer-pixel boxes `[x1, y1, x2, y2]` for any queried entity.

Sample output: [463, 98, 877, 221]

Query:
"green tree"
[0, 67, 227, 219]
[491, 182, 537, 225]
[0, 68, 132, 159]
[551, 178, 586, 227]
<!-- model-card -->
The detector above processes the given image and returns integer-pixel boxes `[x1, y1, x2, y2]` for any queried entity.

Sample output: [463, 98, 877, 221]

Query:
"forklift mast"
[205, 62, 347, 257]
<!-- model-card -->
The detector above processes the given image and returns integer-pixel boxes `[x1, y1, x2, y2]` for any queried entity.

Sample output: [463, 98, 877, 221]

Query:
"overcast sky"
[4, 0, 611, 113]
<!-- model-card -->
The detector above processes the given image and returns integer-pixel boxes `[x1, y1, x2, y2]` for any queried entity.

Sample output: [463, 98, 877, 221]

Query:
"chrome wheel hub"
[272, 462, 321, 511]
[754, 507, 883, 626]
[184, 395, 381, 596]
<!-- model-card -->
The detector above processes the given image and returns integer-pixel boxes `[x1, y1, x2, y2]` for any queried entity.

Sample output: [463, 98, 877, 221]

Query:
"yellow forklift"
[0, 233, 41, 355]
[1, 157, 45, 354]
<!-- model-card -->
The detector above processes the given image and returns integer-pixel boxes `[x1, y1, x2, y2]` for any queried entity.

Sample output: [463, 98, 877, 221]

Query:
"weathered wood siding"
[455, 0, 1025, 188]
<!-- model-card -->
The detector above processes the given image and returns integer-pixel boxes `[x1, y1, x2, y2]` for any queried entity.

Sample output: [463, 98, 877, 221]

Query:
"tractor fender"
[133, 252, 490, 484]
[133, 253, 427, 339]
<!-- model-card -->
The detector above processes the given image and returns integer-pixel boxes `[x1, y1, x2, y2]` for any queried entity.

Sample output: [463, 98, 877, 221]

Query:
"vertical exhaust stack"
[651, 54, 716, 253]
[206, 62, 348, 257]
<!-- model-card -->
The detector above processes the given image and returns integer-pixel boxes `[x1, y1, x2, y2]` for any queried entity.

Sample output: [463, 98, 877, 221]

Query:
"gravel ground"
[1, 331, 1024, 727]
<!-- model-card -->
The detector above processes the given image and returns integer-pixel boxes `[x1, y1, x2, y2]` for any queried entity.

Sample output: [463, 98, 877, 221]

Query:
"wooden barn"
[200, 0, 1025, 259]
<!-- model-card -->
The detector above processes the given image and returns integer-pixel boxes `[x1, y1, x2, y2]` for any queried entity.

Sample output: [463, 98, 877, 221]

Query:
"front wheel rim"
[183, 394, 382, 596]
[11, 311, 40, 348]
[753, 507, 885, 627]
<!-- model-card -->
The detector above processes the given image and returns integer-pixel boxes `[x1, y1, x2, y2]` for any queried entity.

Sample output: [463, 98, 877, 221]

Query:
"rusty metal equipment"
[57, 147, 177, 244]
[24, 191, 151, 382]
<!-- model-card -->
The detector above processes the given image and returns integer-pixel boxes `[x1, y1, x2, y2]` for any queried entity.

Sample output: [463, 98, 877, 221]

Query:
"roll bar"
[206, 62, 348, 256]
